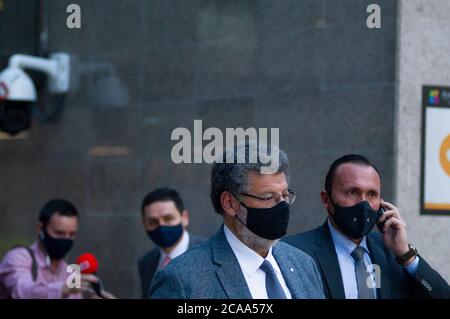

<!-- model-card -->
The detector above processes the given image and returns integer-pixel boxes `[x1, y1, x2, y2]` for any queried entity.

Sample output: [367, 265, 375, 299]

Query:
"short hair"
[324, 154, 381, 196]
[210, 142, 289, 215]
[141, 187, 185, 217]
[39, 199, 79, 229]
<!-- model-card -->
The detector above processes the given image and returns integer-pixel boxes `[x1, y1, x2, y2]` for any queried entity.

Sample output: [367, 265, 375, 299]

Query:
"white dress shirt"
[157, 231, 190, 269]
[223, 225, 292, 299]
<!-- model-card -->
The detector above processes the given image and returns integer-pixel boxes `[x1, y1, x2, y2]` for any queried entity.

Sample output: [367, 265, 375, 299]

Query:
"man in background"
[0, 199, 109, 299]
[138, 187, 206, 298]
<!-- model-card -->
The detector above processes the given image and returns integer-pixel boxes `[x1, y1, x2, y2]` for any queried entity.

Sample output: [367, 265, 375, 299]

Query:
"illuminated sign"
[421, 86, 450, 215]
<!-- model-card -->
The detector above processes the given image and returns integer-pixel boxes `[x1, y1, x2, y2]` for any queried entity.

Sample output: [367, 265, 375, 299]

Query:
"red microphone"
[76, 253, 103, 297]
[76, 253, 99, 274]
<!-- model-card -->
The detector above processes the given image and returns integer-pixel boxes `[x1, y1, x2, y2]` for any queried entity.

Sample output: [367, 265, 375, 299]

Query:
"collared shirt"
[0, 242, 81, 299]
[223, 225, 292, 299]
[328, 219, 419, 299]
[157, 231, 190, 270]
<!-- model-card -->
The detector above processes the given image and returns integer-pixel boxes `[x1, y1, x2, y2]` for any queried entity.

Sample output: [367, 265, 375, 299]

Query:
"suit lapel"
[212, 226, 253, 299]
[147, 249, 161, 283]
[313, 223, 346, 299]
[272, 245, 302, 298]
[366, 234, 391, 299]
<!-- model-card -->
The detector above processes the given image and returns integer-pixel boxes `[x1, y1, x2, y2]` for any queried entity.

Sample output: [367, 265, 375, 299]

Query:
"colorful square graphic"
[429, 89, 440, 105]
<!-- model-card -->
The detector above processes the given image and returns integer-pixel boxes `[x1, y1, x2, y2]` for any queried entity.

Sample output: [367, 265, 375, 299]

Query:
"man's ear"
[220, 191, 239, 218]
[181, 210, 189, 229]
[320, 190, 333, 215]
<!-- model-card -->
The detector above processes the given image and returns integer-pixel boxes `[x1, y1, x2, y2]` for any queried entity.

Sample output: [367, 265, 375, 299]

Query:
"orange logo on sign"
[440, 134, 450, 176]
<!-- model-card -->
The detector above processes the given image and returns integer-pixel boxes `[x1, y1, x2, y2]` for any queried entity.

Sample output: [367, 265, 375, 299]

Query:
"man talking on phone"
[283, 154, 450, 299]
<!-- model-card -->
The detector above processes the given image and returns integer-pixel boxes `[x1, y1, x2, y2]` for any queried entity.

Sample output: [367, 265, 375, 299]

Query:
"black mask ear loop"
[39, 228, 51, 265]
[231, 193, 248, 227]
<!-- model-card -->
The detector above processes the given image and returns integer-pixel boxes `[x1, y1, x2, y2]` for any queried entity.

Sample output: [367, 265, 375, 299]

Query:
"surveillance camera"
[0, 67, 37, 102]
[0, 53, 70, 136]
[0, 67, 36, 135]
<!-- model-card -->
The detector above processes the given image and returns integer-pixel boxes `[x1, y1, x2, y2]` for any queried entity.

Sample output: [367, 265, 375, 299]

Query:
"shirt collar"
[223, 225, 278, 277]
[31, 241, 68, 271]
[160, 230, 190, 260]
[327, 219, 369, 256]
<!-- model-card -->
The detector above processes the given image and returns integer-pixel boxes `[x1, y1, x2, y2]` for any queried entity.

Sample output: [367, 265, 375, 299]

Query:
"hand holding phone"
[377, 206, 386, 233]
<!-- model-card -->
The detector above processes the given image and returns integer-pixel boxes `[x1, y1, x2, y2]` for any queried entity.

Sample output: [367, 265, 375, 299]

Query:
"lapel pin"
[290, 267, 294, 272]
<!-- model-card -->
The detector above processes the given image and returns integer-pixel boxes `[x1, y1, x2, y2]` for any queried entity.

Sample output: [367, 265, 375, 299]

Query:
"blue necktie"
[351, 246, 376, 299]
[260, 260, 287, 299]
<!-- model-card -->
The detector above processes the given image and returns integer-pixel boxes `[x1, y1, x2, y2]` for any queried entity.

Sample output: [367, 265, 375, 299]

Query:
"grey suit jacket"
[148, 225, 325, 299]
[283, 221, 450, 299]
[138, 233, 206, 298]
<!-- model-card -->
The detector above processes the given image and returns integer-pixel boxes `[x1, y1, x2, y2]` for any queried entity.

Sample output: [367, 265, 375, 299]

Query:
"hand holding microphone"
[75, 253, 116, 299]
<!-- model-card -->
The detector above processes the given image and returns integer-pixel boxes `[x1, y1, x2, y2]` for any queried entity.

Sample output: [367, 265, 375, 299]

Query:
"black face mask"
[329, 198, 381, 240]
[39, 229, 74, 260]
[147, 223, 184, 248]
[235, 200, 290, 240]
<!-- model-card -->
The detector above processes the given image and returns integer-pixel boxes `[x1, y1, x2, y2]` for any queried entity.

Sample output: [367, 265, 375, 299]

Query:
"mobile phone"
[376, 207, 386, 233]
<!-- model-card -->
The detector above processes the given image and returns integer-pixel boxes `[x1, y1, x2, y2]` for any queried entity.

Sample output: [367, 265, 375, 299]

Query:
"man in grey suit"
[148, 143, 325, 299]
[138, 187, 206, 298]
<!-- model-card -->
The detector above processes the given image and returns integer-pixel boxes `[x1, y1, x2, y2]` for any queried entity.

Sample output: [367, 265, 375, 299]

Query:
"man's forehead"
[48, 214, 78, 229]
[334, 163, 381, 187]
[247, 171, 288, 191]
[145, 201, 180, 217]
[49, 213, 77, 222]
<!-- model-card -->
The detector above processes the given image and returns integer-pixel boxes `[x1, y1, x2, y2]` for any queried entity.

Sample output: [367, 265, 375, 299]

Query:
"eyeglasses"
[239, 189, 296, 205]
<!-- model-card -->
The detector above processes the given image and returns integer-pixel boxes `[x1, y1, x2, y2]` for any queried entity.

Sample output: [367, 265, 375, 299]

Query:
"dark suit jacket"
[137, 233, 206, 298]
[283, 221, 450, 299]
[148, 225, 325, 299]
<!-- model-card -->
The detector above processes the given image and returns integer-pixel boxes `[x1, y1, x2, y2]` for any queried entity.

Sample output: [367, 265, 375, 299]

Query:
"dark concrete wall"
[0, 0, 397, 298]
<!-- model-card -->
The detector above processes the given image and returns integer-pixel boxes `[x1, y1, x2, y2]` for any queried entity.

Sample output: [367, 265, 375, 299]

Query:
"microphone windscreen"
[76, 253, 99, 274]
